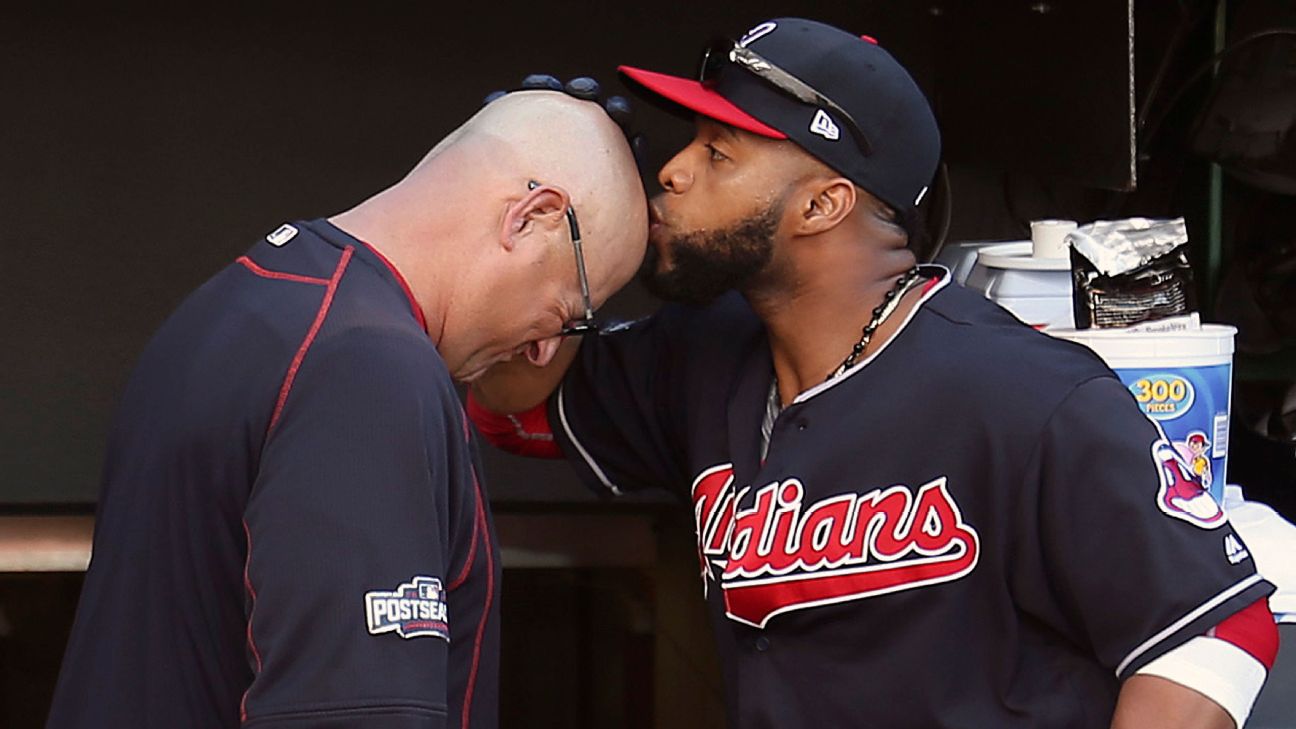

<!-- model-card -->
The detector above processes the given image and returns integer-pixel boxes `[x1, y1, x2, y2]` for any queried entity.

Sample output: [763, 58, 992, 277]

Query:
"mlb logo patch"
[266, 223, 298, 247]
[365, 576, 449, 640]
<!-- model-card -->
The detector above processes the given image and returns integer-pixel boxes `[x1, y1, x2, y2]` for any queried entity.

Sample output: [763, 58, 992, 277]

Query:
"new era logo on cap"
[738, 21, 777, 46]
[809, 109, 840, 141]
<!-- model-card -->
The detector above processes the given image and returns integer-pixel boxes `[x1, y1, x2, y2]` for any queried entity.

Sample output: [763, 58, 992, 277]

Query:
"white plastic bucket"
[964, 241, 1074, 329]
[1050, 325, 1237, 502]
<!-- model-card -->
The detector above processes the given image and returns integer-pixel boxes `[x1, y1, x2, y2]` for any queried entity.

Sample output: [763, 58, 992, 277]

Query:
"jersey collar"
[790, 264, 951, 405]
[304, 219, 428, 334]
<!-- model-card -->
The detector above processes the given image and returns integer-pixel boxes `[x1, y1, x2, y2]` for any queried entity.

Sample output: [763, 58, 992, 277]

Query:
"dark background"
[0, 0, 1140, 506]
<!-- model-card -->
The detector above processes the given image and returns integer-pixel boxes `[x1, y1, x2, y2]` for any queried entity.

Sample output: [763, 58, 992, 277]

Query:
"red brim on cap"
[618, 65, 788, 140]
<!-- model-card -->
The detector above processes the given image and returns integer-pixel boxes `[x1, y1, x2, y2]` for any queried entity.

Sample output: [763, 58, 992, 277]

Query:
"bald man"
[45, 91, 646, 729]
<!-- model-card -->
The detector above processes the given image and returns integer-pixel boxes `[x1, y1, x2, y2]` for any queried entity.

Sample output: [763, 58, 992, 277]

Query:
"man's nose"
[657, 150, 693, 194]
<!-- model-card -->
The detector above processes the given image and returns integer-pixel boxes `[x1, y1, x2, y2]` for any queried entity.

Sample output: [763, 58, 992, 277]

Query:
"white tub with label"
[1050, 324, 1237, 503]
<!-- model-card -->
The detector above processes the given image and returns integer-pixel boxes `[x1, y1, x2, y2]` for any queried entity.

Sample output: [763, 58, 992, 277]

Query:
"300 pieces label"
[1129, 374, 1195, 420]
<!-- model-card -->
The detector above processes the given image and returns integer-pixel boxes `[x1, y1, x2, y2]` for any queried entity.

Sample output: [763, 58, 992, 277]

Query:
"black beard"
[639, 201, 782, 306]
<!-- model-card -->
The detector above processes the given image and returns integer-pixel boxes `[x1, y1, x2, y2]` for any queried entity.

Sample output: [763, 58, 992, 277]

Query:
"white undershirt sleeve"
[1134, 635, 1268, 729]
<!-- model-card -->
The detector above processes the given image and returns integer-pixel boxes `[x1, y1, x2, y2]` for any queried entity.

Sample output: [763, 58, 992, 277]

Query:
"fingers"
[483, 74, 648, 172]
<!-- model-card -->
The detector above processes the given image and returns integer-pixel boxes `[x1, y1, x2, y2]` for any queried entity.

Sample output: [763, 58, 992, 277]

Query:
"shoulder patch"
[1151, 427, 1227, 529]
[365, 576, 449, 640]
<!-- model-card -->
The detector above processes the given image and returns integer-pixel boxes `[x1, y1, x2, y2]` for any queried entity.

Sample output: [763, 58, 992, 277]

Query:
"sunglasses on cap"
[698, 38, 873, 156]
[527, 180, 599, 337]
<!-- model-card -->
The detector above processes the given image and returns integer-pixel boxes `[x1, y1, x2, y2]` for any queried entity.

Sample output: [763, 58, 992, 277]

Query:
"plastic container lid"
[974, 242, 1069, 271]
[1049, 324, 1237, 368]
[1050, 325, 1236, 356]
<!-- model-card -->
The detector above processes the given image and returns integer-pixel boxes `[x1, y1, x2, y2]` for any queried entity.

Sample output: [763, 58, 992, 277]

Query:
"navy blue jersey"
[47, 220, 499, 729]
[548, 268, 1273, 729]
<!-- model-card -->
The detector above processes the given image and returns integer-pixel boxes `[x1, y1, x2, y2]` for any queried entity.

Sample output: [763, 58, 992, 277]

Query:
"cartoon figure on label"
[1174, 431, 1213, 489]
[1154, 438, 1225, 527]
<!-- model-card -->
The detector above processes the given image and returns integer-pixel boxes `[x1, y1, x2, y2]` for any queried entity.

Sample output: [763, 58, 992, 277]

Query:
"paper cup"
[1030, 219, 1078, 259]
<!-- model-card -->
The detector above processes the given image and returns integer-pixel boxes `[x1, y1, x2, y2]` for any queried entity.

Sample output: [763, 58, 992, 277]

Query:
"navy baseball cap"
[619, 17, 941, 216]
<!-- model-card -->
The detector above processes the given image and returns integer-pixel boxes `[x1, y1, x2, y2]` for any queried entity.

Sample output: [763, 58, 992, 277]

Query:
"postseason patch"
[365, 576, 449, 640]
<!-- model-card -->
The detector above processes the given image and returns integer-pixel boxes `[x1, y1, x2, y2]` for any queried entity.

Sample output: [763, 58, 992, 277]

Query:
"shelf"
[0, 514, 659, 573]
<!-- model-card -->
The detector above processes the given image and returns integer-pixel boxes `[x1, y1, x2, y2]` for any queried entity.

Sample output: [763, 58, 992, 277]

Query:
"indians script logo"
[692, 464, 980, 628]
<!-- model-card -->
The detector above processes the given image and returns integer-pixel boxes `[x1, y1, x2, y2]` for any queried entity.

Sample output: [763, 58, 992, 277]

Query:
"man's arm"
[1117, 598, 1279, 729]
[1010, 376, 1277, 728]
[1113, 675, 1234, 729]
[241, 335, 458, 727]
[472, 308, 700, 496]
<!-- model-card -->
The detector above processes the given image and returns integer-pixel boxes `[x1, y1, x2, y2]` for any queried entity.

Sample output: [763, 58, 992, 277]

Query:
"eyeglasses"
[528, 180, 599, 336]
[698, 38, 873, 156]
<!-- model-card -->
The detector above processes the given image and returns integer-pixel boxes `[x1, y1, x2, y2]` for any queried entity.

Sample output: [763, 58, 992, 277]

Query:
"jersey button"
[754, 636, 771, 652]
[795, 419, 808, 431]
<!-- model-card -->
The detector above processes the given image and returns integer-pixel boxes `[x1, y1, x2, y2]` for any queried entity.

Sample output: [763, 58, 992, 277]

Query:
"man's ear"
[794, 177, 856, 236]
[524, 336, 564, 367]
[502, 184, 570, 252]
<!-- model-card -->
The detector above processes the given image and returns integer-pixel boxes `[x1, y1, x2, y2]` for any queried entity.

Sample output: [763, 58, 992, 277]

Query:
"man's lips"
[648, 202, 665, 231]
[648, 203, 667, 245]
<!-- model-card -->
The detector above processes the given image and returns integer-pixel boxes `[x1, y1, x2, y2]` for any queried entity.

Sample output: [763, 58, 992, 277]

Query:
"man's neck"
[747, 247, 921, 407]
[328, 191, 459, 348]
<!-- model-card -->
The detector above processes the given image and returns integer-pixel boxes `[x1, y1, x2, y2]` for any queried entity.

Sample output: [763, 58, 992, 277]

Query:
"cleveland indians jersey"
[547, 268, 1273, 729]
[47, 220, 499, 729]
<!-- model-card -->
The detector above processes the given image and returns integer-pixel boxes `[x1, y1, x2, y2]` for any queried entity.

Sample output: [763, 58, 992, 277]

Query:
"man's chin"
[454, 351, 524, 384]
[637, 207, 779, 306]
[637, 243, 665, 278]
[452, 362, 493, 384]
[637, 247, 693, 303]
[638, 259, 735, 306]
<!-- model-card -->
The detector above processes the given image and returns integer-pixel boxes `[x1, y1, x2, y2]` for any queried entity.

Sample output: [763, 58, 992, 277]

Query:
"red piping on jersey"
[239, 519, 263, 723]
[451, 412, 482, 586]
[266, 246, 355, 436]
[461, 465, 494, 729]
[450, 411, 482, 591]
[448, 492, 481, 592]
[236, 256, 331, 286]
[466, 392, 562, 459]
[361, 241, 428, 332]
[1210, 597, 1279, 670]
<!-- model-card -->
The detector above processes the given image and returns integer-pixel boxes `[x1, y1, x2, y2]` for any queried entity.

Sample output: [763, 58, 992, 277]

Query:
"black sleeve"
[240, 335, 455, 728]
[1011, 377, 1274, 680]
[547, 309, 693, 497]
